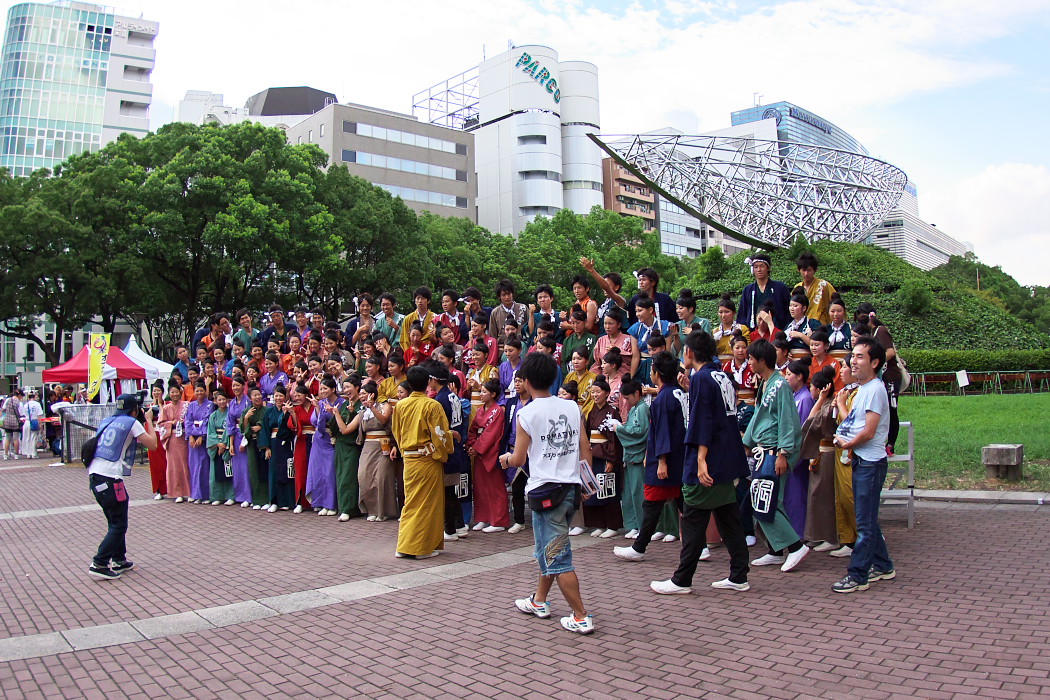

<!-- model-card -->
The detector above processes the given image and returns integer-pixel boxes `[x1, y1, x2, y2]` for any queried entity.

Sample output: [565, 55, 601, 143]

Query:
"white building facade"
[414, 45, 604, 236]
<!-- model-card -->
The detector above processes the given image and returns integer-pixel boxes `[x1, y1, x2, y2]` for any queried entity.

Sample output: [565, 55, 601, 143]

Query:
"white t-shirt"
[88, 419, 147, 479]
[836, 377, 890, 461]
[517, 395, 582, 495]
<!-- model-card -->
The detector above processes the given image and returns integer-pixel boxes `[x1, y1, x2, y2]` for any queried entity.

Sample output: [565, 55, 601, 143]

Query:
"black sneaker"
[88, 565, 121, 581]
[111, 560, 135, 573]
[868, 566, 896, 582]
[831, 575, 868, 593]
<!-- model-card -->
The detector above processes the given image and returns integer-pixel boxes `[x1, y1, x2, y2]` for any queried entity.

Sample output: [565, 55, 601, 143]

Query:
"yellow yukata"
[399, 310, 436, 350]
[377, 375, 406, 405]
[801, 277, 836, 326]
[565, 370, 597, 420]
[391, 391, 453, 557]
[467, 364, 498, 422]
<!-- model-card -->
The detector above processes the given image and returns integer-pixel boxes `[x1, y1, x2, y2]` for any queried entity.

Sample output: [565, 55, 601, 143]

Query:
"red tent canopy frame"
[42, 345, 147, 383]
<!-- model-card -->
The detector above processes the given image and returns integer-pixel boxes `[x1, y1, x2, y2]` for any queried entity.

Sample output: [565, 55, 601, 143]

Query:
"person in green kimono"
[614, 380, 649, 540]
[260, 384, 296, 512]
[741, 338, 808, 573]
[241, 386, 270, 509]
[330, 374, 364, 521]
[207, 390, 235, 505]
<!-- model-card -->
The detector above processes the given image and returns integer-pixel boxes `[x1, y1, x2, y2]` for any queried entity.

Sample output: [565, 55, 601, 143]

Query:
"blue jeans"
[531, 490, 578, 576]
[848, 455, 894, 583]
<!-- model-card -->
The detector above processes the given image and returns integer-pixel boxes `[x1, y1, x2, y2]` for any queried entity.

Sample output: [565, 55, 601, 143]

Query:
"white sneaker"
[600, 528, 618, 538]
[661, 534, 677, 543]
[224, 499, 235, 506]
[813, 541, 838, 553]
[293, 505, 303, 514]
[211, 500, 221, 506]
[482, 525, 506, 533]
[240, 501, 250, 508]
[174, 497, 184, 503]
[514, 595, 551, 619]
[781, 545, 810, 572]
[267, 504, 278, 513]
[652, 531, 666, 541]
[338, 513, 350, 522]
[624, 529, 639, 539]
[589, 528, 603, 537]
[252, 504, 262, 510]
[508, 523, 525, 534]
[613, 546, 645, 561]
[651, 579, 692, 595]
[455, 526, 470, 537]
[699, 547, 711, 561]
[751, 554, 786, 566]
[568, 527, 586, 536]
[472, 522, 488, 531]
[153, 493, 163, 500]
[366, 515, 378, 522]
[829, 545, 853, 558]
[444, 532, 459, 541]
[745, 535, 757, 547]
[711, 578, 751, 591]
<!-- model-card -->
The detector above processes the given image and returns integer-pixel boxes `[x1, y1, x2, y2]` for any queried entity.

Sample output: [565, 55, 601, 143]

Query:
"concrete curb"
[914, 489, 1048, 505]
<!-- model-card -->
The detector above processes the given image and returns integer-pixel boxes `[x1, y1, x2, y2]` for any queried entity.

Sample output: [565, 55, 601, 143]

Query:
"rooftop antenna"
[753, 92, 763, 107]
[508, 39, 515, 50]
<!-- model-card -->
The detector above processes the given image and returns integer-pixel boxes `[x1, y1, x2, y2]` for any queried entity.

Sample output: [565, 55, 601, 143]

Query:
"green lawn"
[899, 393, 1050, 491]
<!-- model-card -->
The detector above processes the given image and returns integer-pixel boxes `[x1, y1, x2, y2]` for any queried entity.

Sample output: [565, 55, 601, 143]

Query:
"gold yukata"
[391, 391, 454, 556]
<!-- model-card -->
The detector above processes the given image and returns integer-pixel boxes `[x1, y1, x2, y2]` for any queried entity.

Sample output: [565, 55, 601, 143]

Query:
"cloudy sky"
[8, 0, 1048, 285]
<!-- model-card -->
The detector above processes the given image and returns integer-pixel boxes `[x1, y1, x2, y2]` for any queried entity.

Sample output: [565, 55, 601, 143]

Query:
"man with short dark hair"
[831, 337, 895, 593]
[795, 252, 836, 326]
[738, 254, 791, 330]
[626, 267, 675, 326]
[374, 294, 404, 347]
[258, 305, 291, 351]
[400, 287, 435, 351]
[390, 365, 453, 560]
[500, 352, 594, 635]
[488, 279, 528, 346]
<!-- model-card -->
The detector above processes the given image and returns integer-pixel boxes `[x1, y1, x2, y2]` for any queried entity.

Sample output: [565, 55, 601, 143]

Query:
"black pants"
[633, 496, 683, 553]
[887, 380, 900, 449]
[89, 474, 129, 567]
[673, 501, 750, 586]
[512, 474, 527, 525]
[735, 477, 755, 536]
[444, 484, 464, 534]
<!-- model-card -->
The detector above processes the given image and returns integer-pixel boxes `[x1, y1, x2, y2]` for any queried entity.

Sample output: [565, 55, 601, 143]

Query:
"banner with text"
[87, 333, 111, 400]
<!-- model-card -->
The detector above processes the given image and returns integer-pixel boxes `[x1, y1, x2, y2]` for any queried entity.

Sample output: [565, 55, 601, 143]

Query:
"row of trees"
[2, 121, 1045, 365]
[0, 121, 682, 365]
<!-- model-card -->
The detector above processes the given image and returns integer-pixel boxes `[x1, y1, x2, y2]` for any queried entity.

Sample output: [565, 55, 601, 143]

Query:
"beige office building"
[284, 102, 475, 221]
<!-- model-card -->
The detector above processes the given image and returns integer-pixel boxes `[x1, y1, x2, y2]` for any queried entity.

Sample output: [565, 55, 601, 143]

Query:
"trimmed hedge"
[903, 349, 1050, 374]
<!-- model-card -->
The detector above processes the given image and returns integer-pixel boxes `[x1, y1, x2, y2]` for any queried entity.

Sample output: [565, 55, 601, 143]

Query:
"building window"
[342, 120, 356, 133]
[356, 122, 458, 153]
[563, 180, 603, 192]
[376, 183, 467, 209]
[319, 123, 325, 137]
[662, 242, 687, 256]
[355, 151, 461, 181]
[308, 130, 313, 142]
[297, 136, 302, 145]
[520, 170, 561, 181]
[341, 149, 356, 163]
[455, 143, 468, 156]
[518, 135, 547, 145]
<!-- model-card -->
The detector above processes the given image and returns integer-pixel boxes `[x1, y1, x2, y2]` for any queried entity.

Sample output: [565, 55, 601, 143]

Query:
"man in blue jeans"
[500, 352, 595, 634]
[832, 337, 896, 593]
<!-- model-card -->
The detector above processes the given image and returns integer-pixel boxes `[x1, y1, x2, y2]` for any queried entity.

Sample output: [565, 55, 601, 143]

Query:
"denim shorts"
[531, 492, 577, 576]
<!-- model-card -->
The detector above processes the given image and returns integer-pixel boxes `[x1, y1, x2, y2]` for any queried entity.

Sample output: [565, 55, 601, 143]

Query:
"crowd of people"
[1, 387, 46, 460]
[77, 250, 902, 628]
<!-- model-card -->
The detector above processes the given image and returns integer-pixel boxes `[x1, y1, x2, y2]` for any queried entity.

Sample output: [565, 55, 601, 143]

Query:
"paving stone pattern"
[1, 459, 1049, 698]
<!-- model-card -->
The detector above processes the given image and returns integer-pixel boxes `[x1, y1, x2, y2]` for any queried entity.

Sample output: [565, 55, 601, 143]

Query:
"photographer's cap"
[115, 393, 141, 415]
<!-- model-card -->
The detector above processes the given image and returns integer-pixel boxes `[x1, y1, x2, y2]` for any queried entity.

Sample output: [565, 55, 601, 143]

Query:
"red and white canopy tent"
[42, 345, 157, 402]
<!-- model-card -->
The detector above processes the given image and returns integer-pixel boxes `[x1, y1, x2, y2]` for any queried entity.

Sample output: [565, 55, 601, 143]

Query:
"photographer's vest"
[94, 415, 140, 474]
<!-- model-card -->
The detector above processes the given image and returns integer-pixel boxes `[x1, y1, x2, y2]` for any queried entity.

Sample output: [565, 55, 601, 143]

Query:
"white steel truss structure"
[590, 133, 908, 249]
[411, 66, 481, 130]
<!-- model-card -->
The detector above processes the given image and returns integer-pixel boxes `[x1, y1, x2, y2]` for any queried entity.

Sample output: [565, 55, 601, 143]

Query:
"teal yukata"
[615, 400, 649, 532]
[742, 372, 802, 551]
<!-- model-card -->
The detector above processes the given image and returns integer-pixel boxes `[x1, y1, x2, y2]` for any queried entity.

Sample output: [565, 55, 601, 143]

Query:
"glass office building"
[0, 1, 158, 176]
[731, 101, 868, 155]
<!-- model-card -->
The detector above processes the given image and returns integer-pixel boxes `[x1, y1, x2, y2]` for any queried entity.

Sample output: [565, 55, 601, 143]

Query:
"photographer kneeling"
[87, 393, 157, 581]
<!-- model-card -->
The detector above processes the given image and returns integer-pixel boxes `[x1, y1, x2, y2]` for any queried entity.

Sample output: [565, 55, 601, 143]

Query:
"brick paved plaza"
[1, 458, 1048, 699]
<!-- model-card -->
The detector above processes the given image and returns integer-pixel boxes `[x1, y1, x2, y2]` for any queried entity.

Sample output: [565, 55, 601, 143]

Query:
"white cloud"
[922, 163, 1050, 287]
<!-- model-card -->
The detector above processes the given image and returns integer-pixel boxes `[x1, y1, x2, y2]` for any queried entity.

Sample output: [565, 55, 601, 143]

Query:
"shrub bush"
[904, 349, 1050, 374]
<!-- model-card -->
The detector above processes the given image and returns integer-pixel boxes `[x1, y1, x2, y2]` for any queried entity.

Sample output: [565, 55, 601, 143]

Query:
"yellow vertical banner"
[87, 333, 111, 400]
